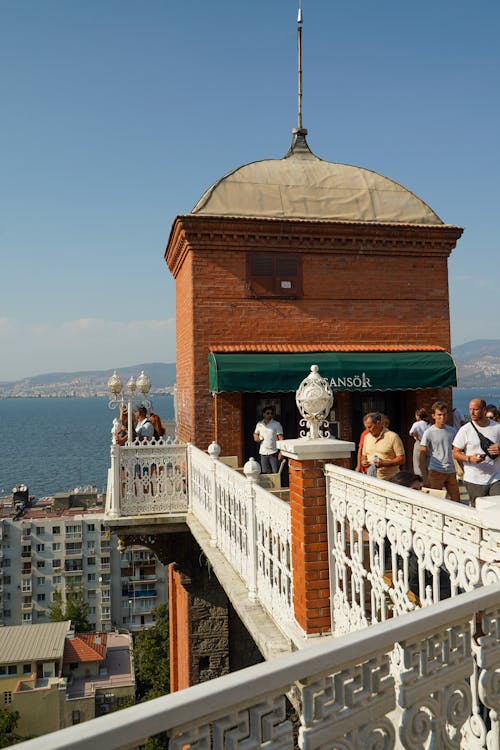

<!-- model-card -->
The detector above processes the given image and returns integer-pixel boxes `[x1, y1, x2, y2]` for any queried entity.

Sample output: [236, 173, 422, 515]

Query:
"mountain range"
[1, 340, 500, 396]
[452, 340, 500, 388]
[0, 363, 176, 398]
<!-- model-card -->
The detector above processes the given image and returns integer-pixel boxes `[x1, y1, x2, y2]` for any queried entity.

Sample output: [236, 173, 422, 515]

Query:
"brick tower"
[165, 128, 462, 463]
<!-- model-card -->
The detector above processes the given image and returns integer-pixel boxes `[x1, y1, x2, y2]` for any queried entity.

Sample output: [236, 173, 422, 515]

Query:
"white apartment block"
[0, 489, 167, 632]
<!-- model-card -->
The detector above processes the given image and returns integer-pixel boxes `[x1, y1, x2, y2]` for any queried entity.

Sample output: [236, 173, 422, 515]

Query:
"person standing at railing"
[361, 412, 405, 480]
[134, 406, 154, 442]
[419, 402, 461, 502]
[409, 408, 429, 474]
[253, 406, 284, 474]
[452, 398, 500, 507]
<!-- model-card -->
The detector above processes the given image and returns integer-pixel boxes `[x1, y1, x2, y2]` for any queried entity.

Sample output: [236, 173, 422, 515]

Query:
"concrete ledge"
[107, 515, 189, 537]
[278, 437, 355, 461]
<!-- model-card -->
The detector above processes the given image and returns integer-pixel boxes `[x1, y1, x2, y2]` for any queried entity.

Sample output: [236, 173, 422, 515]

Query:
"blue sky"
[1, 0, 499, 381]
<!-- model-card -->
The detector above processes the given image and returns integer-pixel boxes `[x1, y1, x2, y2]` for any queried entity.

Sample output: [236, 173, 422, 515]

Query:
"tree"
[49, 585, 91, 632]
[133, 603, 170, 750]
[134, 603, 169, 700]
[0, 709, 21, 747]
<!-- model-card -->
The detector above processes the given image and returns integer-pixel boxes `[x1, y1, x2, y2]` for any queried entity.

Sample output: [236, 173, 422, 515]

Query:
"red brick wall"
[289, 458, 331, 634]
[168, 564, 190, 692]
[166, 216, 462, 455]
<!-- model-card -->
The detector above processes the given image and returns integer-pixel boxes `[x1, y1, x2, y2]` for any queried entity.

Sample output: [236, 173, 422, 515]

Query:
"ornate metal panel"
[214, 461, 250, 581]
[169, 697, 293, 750]
[300, 653, 395, 750]
[189, 446, 215, 532]
[326, 465, 500, 635]
[118, 440, 188, 516]
[398, 621, 473, 749]
[254, 484, 294, 631]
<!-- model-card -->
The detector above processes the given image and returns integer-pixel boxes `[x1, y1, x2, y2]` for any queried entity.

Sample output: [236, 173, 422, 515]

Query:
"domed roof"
[191, 131, 442, 225]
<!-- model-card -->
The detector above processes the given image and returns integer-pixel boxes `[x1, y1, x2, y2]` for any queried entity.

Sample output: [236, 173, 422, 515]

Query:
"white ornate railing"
[325, 464, 500, 635]
[15, 583, 500, 750]
[107, 438, 188, 517]
[188, 444, 294, 635]
[106, 442, 294, 636]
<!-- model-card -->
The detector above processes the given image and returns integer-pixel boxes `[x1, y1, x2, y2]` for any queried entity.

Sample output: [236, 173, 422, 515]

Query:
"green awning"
[208, 351, 457, 393]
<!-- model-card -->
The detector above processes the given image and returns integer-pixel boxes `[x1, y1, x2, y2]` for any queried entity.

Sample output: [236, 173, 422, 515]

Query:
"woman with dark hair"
[486, 405, 500, 423]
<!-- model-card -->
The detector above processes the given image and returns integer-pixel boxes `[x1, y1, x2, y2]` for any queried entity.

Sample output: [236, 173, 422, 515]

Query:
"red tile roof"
[209, 344, 446, 353]
[63, 633, 107, 663]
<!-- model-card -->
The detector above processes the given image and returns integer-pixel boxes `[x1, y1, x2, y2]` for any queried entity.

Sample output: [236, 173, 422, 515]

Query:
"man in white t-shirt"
[452, 398, 500, 506]
[253, 406, 284, 473]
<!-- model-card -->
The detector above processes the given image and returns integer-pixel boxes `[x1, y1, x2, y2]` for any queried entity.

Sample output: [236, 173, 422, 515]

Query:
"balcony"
[65, 546, 83, 557]
[64, 564, 83, 574]
[20, 442, 473, 749]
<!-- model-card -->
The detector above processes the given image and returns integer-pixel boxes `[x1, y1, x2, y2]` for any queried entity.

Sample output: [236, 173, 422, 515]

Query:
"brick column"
[279, 438, 354, 636]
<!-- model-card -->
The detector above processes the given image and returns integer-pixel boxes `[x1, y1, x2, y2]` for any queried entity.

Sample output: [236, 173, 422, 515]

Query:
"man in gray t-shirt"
[420, 402, 460, 502]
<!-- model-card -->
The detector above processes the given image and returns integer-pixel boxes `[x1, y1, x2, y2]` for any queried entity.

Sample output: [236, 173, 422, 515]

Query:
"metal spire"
[285, 1, 311, 157]
[297, 2, 303, 130]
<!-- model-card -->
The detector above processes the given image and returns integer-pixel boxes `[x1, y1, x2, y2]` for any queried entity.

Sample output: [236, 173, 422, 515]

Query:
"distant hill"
[0, 363, 176, 398]
[452, 340, 500, 387]
[2, 341, 500, 395]
[452, 340, 500, 363]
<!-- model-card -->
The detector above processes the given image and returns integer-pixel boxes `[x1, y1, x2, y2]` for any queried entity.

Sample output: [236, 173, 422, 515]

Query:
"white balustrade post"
[108, 443, 121, 518]
[244, 457, 261, 602]
[208, 442, 221, 547]
[127, 398, 133, 446]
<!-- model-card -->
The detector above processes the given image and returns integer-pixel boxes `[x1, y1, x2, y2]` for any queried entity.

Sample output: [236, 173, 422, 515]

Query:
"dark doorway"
[243, 392, 299, 484]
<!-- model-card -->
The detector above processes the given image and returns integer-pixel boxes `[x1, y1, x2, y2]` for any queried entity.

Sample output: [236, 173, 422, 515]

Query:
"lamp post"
[107, 370, 152, 445]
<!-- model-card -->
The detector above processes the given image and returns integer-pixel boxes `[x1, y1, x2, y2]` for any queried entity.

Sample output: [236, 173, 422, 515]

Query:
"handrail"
[15, 583, 500, 750]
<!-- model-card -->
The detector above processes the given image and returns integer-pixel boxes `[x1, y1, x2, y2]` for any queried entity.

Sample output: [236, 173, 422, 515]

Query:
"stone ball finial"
[208, 441, 221, 460]
[296, 364, 334, 439]
[243, 457, 261, 482]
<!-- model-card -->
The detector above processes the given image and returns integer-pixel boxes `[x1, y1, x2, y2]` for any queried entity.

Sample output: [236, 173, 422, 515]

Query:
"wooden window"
[247, 253, 302, 297]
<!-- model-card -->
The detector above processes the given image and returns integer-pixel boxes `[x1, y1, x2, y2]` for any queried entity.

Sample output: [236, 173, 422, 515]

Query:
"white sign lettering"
[329, 372, 372, 389]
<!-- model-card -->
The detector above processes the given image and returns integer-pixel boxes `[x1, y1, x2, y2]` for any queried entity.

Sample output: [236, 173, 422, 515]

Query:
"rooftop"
[0, 621, 72, 664]
[192, 131, 444, 226]
[64, 633, 107, 663]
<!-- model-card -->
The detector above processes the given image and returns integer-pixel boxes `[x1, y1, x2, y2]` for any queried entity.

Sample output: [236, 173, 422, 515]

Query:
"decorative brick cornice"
[164, 214, 463, 275]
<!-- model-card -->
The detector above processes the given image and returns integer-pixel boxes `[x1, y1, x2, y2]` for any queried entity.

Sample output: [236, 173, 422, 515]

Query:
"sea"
[0, 395, 174, 499]
[1, 388, 499, 500]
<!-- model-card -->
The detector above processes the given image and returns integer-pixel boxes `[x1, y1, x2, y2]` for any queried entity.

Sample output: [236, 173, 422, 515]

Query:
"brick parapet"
[289, 457, 333, 635]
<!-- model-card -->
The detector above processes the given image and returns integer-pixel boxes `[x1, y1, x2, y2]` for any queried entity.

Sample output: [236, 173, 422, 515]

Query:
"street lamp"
[107, 370, 152, 445]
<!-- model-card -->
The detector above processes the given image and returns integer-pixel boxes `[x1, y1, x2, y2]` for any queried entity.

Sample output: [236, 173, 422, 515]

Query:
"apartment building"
[0, 487, 167, 631]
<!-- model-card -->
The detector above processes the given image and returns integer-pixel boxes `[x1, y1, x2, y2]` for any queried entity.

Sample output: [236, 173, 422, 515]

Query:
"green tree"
[49, 585, 91, 632]
[0, 709, 21, 747]
[133, 603, 170, 750]
[134, 603, 169, 700]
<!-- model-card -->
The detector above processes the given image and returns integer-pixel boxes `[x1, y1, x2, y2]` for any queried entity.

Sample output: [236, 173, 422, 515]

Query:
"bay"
[1, 388, 499, 500]
[0, 395, 174, 499]
[451, 387, 500, 421]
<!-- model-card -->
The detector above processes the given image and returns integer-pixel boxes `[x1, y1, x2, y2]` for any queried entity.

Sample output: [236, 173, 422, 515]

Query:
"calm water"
[1, 388, 499, 499]
[0, 396, 174, 499]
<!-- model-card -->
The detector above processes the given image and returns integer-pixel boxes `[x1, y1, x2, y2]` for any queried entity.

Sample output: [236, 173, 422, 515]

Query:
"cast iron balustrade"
[97, 441, 500, 749]
[13, 583, 500, 750]
[325, 464, 500, 633]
